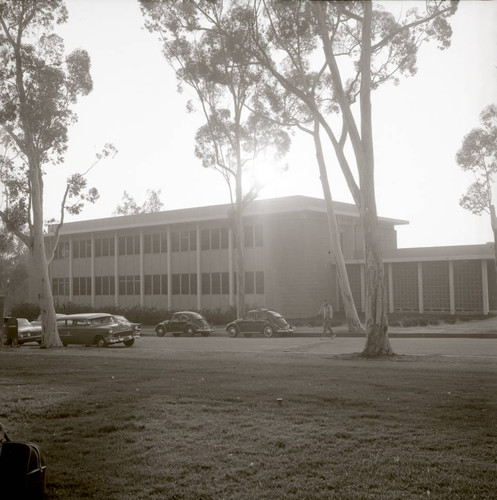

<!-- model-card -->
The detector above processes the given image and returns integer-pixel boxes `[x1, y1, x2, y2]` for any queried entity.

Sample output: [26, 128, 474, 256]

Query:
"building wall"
[48, 205, 492, 318]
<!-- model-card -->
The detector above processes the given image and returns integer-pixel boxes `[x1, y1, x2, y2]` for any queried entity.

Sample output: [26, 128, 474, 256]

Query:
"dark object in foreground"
[0, 424, 46, 499]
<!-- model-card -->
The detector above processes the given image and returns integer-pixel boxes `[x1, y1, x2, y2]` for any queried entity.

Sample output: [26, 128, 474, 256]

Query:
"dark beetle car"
[57, 313, 139, 347]
[226, 309, 295, 338]
[155, 312, 214, 337]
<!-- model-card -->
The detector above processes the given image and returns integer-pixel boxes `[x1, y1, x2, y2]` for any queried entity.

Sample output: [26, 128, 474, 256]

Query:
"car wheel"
[227, 326, 239, 338]
[184, 326, 195, 337]
[62, 342, 68, 347]
[263, 325, 275, 338]
[95, 336, 106, 348]
[123, 339, 135, 347]
[37, 341, 42, 346]
[156, 326, 166, 337]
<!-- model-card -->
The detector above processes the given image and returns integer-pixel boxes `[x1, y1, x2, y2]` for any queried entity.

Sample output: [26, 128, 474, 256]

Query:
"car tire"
[123, 339, 135, 347]
[95, 336, 106, 348]
[184, 326, 195, 337]
[263, 325, 275, 338]
[156, 326, 166, 337]
[227, 326, 239, 338]
[62, 342, 68, 347]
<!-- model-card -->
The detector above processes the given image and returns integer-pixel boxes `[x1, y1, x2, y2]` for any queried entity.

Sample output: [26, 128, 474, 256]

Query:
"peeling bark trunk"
[30, 164, 62, 348]
[313, 120, 364, 333]
[490, 205, 497, 287]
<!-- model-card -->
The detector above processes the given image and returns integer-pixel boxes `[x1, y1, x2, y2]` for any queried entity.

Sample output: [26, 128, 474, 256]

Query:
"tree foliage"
[0, 0, 97, 347]
[114, 189, 164, 215]
[457, 104, 497, 216]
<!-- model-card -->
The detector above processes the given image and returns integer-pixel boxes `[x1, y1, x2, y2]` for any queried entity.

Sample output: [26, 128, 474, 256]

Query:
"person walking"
[318, 300, 335, 338]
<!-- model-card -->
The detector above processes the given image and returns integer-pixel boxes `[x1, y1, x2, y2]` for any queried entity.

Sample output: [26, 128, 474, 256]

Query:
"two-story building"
[46, 195, 495, 317]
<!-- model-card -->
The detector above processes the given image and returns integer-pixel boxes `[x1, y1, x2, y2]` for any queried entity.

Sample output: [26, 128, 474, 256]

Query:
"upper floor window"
[54, 241, 70, 260]
[95, 237, 115, 257]
[244, 224, 263, 248]
[144, 232, 167, 254]
[118, 235, 140, 255]
[73, 240, 91, 259]
[201, 227, 229, 250]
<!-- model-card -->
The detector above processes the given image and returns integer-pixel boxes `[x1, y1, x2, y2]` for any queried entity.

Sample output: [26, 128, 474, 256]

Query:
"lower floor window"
[53, 277, 70, 296]
[119, 275, 140, 295]
[73, 277, 91, 296]
[95, 276, 115, 296]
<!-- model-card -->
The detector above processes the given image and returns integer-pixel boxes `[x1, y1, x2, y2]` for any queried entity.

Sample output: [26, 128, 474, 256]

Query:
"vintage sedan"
[111, 315, 141, 335]
[155, 312, 214, 337]
[16, 318, 43, 345]
[226, 309, 295, 338]
[56, 313, 139, 347]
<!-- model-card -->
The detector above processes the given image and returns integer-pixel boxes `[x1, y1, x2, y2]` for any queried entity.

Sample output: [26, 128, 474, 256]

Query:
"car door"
[254, 311, 267, 333]
[169, 314, 187, 334]
[239, 311, 257, 333]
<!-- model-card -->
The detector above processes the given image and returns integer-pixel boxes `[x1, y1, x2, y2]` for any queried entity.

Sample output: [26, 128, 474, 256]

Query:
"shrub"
[9, 303, 40, 322]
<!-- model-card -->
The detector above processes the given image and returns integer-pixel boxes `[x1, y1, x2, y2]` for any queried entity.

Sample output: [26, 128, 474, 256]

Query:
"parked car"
[111, 315, 141, 334]
[31, 313, 67, 328]
[16, 318, 43, 345]
[226, 309, 295, 338]
[56, 313, 139, 347]
[155, 312, 214, 337]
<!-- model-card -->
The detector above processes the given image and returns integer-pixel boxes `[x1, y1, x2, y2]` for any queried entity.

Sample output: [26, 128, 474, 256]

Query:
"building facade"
[47, 196, 494, 317]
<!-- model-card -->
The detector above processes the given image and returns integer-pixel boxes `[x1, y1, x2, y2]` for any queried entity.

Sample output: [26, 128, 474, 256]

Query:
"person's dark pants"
[322, 319, 334, 336]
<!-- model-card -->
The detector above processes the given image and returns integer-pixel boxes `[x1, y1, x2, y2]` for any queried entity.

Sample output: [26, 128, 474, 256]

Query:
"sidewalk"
[294, 315, 497, 338]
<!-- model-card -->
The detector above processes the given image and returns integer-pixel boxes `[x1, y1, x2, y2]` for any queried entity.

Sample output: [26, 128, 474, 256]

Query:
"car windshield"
[269, 312, 282, 318]
[190, 313, 204, 320]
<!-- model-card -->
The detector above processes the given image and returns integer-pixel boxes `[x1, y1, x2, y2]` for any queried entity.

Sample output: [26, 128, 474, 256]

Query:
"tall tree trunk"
[30, 163, 62, 348]
[490, 205, 497, 290]
[313, 119, 364, 333]
[234, 114, 245, 318]
[359, 2, 391, 356]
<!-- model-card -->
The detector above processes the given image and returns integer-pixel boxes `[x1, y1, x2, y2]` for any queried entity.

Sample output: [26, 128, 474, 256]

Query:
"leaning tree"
[0, 1, 96, 347]
[243, 0, 458, 356]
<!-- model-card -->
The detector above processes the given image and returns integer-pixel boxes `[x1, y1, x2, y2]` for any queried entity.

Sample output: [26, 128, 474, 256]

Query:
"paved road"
[134, 336, 497, 358]
[9, 335, 497, 360]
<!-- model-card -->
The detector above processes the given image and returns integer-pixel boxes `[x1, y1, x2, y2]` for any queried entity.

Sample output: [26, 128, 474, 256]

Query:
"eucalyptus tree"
[456, 104, 497, 278]
[243, 0, 458, 356]
[114, 188, 164, 215]
[0, 1, 95, 347]
[140, 0, 289, 317]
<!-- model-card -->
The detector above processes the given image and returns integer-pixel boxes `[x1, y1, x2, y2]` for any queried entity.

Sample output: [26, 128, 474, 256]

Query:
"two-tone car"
[226, 309, 295, 338]
[56, 313, 139, 347]
[155, 312, 214, 337]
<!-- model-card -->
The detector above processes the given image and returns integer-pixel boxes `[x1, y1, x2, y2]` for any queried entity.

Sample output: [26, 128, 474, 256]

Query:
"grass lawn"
[0, 348, 495, 499]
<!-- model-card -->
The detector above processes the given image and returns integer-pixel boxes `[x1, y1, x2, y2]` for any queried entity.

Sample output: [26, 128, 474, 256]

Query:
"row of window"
[54, 271, 264, 296]
[54, 224, 263, 259]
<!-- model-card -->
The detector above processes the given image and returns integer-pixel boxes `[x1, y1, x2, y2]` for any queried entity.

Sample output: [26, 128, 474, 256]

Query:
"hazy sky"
[47, 0, 497, 249]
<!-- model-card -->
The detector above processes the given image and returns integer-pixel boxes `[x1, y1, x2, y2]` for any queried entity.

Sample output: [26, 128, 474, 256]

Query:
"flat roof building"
[46, 196, 494, 317]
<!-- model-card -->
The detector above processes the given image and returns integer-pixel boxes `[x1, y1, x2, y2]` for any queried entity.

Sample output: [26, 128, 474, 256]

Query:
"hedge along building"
[46, 196, 494, 317]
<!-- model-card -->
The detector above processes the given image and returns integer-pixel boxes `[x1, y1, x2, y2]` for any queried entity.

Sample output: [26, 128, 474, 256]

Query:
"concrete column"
[114, 233, 119, 307]
[69, 237, 73, 303]
[482, 259, 489, 315]
[139, 230, 144, 307]
[388, 263, 394, 314]
[196, 226, 202, 310]
[90, 235, 95, 308]
[167, 228, 172, 310]
[449, 261, 455, 315]
[417, 262, 423, 314]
